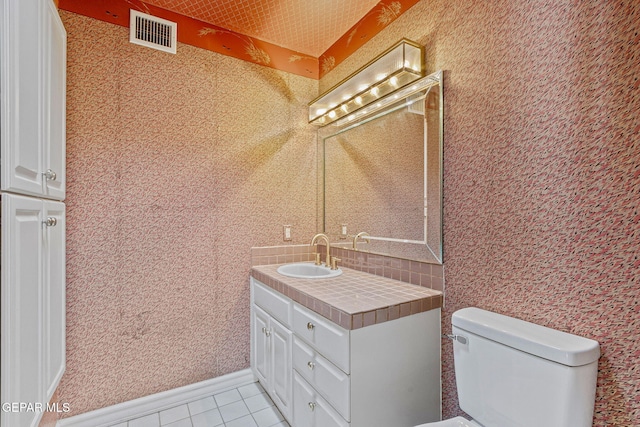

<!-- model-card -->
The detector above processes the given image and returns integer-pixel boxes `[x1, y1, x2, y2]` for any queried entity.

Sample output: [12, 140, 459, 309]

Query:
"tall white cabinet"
[1, 0, 67, 426]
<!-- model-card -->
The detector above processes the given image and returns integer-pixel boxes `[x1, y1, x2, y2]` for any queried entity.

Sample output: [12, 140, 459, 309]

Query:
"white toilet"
[416, 307, 600, 427]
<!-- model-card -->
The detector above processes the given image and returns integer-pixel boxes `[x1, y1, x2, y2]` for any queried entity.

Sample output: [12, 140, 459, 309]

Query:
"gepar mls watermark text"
[2, 402, 70, 413]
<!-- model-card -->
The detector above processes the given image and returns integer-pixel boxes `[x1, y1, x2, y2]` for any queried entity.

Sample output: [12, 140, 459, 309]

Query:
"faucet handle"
[314, 253, 322, 266]
[330, 257, 341, 270]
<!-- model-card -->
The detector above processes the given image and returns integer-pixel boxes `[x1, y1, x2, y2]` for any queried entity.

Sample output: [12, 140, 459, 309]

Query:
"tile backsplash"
[251, 244, 444, 292]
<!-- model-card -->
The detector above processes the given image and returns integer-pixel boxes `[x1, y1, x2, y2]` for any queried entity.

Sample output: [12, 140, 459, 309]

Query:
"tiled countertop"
[251, 264, 443, 330]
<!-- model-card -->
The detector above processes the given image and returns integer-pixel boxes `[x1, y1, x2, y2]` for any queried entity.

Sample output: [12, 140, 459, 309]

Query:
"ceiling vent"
[129, 10, 177, 54]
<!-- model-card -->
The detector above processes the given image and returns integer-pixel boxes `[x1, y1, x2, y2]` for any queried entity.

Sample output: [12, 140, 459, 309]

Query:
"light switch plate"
[283, 225, 292, 241]
[340, 224, 348, 239]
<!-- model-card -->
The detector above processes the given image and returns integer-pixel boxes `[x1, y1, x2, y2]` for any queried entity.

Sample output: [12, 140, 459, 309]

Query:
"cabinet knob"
[307, 361, 315, 370]
[43, 169, 57, 181]
[307, 322, 315, 331]
[308, 402, 316, 411]
[43, 217, 58, 227]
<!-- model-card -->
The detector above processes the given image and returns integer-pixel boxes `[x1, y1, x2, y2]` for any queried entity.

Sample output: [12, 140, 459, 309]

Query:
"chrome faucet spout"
[352, 231, 370, 250]
[310, 233, 331, 267]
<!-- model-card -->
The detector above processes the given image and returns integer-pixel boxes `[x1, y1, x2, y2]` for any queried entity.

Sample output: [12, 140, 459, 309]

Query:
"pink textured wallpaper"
[57, 11, 318, 416]
[320, 0, 640, 424]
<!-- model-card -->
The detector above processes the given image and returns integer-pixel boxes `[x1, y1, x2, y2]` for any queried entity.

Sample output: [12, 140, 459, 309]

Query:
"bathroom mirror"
[319, 71, 443, 264]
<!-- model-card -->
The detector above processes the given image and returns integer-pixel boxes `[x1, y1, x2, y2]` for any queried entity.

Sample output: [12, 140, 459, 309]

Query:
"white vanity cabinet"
[250, 277, 442, 427]
[1, 0, 67, 200]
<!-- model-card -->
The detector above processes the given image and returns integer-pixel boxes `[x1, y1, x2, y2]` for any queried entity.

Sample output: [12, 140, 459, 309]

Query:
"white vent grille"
[129, 10, 177, 54]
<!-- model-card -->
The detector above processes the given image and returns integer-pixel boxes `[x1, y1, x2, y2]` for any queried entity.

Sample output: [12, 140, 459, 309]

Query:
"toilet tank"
[451, 308, 600, 427]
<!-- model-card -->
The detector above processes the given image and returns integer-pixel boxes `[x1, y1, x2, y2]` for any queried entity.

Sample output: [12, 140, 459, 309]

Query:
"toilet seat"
[414, 416, 482, 427]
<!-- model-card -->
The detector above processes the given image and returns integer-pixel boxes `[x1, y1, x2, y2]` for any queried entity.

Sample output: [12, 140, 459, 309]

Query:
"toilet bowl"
[414, 307, 600, 427]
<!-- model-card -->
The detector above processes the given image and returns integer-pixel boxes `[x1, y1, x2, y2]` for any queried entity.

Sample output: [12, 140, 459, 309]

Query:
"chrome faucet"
[352, 231, 370, 250]
[310, 233, 332, 268]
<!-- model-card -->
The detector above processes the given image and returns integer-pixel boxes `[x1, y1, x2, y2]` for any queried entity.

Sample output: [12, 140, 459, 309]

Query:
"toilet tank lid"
[452, 307, 601, 367]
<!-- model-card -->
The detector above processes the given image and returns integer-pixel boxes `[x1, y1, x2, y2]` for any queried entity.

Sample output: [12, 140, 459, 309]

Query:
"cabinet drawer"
[294, 337, 350, 421]
[252, 279, 291, 327]
[293, 372, 349, 427]
[293, 304, 350, 373]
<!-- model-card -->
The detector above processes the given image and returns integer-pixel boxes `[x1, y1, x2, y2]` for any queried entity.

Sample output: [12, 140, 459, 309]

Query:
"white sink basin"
[276, 262, 342, 279]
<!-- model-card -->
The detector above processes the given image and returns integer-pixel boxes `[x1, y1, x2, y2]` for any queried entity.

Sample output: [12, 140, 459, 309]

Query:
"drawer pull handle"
[308, 402, 316, 411]
[307, 361, 315, 370]
[261, 327, 271, 337]
[307, 322, 315, 331]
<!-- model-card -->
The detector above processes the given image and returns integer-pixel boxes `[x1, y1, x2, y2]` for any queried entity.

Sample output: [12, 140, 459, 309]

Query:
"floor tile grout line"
[117, 383, 289, 427]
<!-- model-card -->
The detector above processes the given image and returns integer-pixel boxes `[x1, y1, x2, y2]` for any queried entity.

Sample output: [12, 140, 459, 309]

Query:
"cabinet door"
[252, 305, 270, 385]
[1, 194, 45, 427]
[0, 0, 44, 196]
[0, 0, 66, 199]
[43, 200, 65, 399]
[43, 0, 66, 200]
[270, 317, 293, 421]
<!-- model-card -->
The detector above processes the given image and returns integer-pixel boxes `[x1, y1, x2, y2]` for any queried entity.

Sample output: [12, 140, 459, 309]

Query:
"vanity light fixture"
[333, 70, 442, 127]
[309, 39, 424, 126]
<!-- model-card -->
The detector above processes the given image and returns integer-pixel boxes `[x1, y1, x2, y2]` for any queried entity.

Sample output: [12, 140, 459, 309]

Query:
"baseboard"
[57, 369, 256, 427]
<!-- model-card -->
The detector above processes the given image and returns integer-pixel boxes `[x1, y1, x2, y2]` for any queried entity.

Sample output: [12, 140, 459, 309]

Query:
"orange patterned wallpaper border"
[58, 0, 421, 80]
[58, 0, 319, 78]
[319, 0, 421, 77]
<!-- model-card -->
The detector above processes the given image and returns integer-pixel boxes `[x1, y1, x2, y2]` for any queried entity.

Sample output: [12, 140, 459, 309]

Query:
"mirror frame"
[318, 70, 443, 264]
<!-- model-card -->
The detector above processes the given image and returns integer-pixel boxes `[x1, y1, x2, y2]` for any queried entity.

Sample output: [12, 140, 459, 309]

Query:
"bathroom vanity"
[250, 264, 442, 427]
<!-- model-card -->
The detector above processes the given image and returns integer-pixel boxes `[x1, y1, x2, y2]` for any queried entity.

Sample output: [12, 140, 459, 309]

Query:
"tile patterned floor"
[109, 382, 290, 427]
